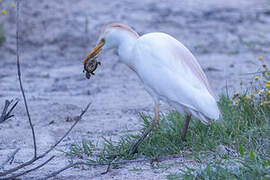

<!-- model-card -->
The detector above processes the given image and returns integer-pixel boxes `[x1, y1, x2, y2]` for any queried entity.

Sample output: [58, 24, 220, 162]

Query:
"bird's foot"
[128, 144, 139, 155]
[179, 138, 187, 144]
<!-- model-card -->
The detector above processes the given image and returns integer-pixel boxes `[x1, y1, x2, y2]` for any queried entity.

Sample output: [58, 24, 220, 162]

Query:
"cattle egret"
[83, 23, 220, 154]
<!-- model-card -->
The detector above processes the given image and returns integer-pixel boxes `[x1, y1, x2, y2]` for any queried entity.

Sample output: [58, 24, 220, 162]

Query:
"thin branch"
[0, 102, 91, 177]
[39, 102, 91, 159]
[15, 0, 37, 158]
[40, 162, 75, 180]
[0, 99, 19, 123]
[100, 163, 111, 175]
[42, 154, 183, 179]
[0, 100, 12, 123]
[0, 148, 20, 170]
[2, 156, 55, 180]
[0, 0, 92, 179]
[5, 100, 19, 121]
[0, 158, 36, 177]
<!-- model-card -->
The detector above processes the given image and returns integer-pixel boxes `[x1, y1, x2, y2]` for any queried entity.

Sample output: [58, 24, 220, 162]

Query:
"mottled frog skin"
[83, 56, 101, 79]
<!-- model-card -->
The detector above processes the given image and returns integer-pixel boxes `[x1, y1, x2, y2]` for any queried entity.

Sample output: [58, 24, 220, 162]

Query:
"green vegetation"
[0, 24, 5, 45]
[193, 45, 209, 54]
[226, 50, 239, 55]
[0, 1, 17, 46]
[65, 57, 270, 179]
[176, 153, 270, 180]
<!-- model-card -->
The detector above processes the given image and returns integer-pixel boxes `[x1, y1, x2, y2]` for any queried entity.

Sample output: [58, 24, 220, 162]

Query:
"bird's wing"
[133, 32, 220, 121]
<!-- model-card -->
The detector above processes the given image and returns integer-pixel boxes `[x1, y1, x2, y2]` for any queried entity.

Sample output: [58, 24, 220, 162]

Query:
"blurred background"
[0, 0, 269, 179]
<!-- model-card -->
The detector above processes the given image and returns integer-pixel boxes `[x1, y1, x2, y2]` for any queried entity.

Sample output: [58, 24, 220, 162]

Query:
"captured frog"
[83, 56, 101, 79]
[82, 38, 105, 79]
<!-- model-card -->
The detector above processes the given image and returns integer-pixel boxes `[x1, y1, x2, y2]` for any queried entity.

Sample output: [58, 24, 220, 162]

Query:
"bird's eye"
[101, 38, 105, 43]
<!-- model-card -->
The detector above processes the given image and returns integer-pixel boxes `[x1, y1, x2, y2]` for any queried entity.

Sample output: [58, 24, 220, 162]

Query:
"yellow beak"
[82, 39, 105, 64]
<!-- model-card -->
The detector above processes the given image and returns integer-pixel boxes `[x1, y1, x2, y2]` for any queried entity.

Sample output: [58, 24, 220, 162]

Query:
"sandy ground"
[0, 0, 270, 179]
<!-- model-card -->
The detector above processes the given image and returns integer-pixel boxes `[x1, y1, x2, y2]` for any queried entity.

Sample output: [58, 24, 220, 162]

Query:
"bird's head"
[82, 23, 139, 65]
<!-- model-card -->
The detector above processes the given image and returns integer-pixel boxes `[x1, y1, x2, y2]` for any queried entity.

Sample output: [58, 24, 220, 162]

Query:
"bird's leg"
[180, 114, 192, 142]
[129, 104, 160, 154]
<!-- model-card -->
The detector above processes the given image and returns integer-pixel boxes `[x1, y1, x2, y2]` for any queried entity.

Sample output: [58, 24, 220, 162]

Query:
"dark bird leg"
[180, 114, 192, 142]
[129, 104, 160, 154]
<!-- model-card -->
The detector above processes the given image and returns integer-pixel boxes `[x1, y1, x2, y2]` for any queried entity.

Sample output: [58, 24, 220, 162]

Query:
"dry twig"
[0, 102, 91, 178]
[0, 148, 20, 170]
[0, 99, 19, 123]
[3, 156, 55, 180]
[15, 0, 37, 158]
[42, 154, 184, 179]
[0, 0, 92, 179]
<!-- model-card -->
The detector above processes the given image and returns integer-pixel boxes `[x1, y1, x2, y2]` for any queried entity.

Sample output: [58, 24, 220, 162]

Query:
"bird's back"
[133, 32, 220, 124]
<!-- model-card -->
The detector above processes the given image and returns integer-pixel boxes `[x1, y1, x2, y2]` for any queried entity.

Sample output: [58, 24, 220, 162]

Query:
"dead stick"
[0, 99, 19, 123]
[0, 100, 11, 123]
[15, 0, 37, 158]
[38, 102, 91, 160]
[42, 154, 183, 179]
[1, 156, 55, 180]
[0, 102, 91, 177]
[5, 99, 19, 121]
[0, 148, 20, 170]
[0, 157, 36, 177]
[0, 0, 91, 178]
[101, 163, 111, 175]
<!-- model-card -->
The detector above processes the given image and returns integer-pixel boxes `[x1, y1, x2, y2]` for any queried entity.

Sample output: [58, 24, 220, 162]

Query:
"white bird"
[83, 23, 220, 154]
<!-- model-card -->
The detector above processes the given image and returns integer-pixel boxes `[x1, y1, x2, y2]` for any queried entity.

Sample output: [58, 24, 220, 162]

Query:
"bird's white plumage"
[131, 32, 220, 124]
[98, 25, 220, 124]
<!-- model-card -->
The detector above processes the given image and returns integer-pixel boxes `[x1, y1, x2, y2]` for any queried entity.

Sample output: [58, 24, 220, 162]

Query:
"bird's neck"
[117, 32, 138, 69]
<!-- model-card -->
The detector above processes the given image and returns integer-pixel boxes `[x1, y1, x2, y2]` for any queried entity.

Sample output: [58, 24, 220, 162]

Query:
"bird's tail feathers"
[190, 109, 221, 125]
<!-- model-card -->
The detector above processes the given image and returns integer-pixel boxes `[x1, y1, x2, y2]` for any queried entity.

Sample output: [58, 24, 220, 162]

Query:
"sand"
[0, 0, 270, 179]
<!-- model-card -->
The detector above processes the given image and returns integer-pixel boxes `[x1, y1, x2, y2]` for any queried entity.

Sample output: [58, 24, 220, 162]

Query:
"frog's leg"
[86, 73, 91, 79]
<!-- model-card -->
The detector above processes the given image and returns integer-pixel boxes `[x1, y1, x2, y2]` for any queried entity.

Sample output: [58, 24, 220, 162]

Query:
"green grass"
[173, 149, 270, 180]
[193, 45, 209, 54]
[98, 94, 269, 157]
[226, 50, 239, 55]
[66, 94, 270, 179]
[0, 24, 5, 46]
